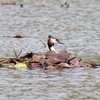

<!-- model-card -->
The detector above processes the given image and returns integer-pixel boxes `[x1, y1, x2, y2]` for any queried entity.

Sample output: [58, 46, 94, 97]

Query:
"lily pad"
[14, 63, 27, 69]
[32, 55, 41, 62]
[29, 62, 41, 70]
[45, 51, 57, 58]
[57, 50, 71, 60]
[57, 63, 74, 68]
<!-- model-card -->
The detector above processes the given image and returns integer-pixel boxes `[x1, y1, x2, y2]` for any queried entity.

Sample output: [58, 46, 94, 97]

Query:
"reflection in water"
[0, 0, 100, 99]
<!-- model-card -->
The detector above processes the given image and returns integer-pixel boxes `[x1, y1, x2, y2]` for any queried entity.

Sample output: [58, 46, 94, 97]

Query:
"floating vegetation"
[0, 35, 100, 70]
[3, 35, 29, 38]
[32, 5, 46, 8]
[0, 50, 99, 70]
[1, 2, 16, 5]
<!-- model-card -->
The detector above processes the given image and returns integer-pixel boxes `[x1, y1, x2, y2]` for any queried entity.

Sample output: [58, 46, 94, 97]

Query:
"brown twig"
[0, 59, 10, 64]
[11, 41, 18, 58]
[40, 40, 46, 47]
[17, 50, 22, 58]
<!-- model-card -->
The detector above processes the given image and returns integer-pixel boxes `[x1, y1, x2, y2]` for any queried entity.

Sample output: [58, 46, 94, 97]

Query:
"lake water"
[0, 0, 100, 100]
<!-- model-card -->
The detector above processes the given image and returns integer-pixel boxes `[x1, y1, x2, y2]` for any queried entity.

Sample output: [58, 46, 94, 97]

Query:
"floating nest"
[0, 50, 99, 70]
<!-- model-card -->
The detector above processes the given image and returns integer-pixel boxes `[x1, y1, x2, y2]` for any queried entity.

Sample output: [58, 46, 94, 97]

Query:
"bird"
[61, 0, 70, 7]
[20, 35, 64, 58]
[47, 35, 64, 53]
[20, 4, 23, 8]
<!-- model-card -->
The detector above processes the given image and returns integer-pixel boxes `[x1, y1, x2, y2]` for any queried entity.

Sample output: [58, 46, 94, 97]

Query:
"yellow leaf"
[14, 63, 27, 69]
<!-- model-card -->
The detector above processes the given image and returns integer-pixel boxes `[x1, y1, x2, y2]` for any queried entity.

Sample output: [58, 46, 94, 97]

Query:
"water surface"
[0, 0, 100, 100]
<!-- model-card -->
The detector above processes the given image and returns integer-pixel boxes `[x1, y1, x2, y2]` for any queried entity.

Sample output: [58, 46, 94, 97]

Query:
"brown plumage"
[47, 35, 64, 52]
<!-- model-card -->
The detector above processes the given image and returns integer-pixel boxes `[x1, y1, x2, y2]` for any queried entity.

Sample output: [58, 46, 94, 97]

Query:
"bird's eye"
[56, 39, 59, 42]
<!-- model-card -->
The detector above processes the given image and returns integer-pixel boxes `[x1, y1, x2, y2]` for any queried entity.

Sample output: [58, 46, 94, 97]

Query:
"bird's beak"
[56, 39, 64, 44]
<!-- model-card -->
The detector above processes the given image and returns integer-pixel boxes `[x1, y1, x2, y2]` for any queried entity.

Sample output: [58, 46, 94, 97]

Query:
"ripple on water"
[0, 68, 100, 100]
[0, 0, 100, 100]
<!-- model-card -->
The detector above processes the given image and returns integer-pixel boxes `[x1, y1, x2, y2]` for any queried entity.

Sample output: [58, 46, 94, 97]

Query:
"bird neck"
[49, 46, 57, 53]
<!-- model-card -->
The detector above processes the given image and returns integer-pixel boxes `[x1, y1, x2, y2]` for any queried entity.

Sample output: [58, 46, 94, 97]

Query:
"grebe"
[47, 35, 64, 53]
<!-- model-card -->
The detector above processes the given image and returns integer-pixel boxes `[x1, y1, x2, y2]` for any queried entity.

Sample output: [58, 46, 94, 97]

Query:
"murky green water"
[0, 0, 100, 100]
